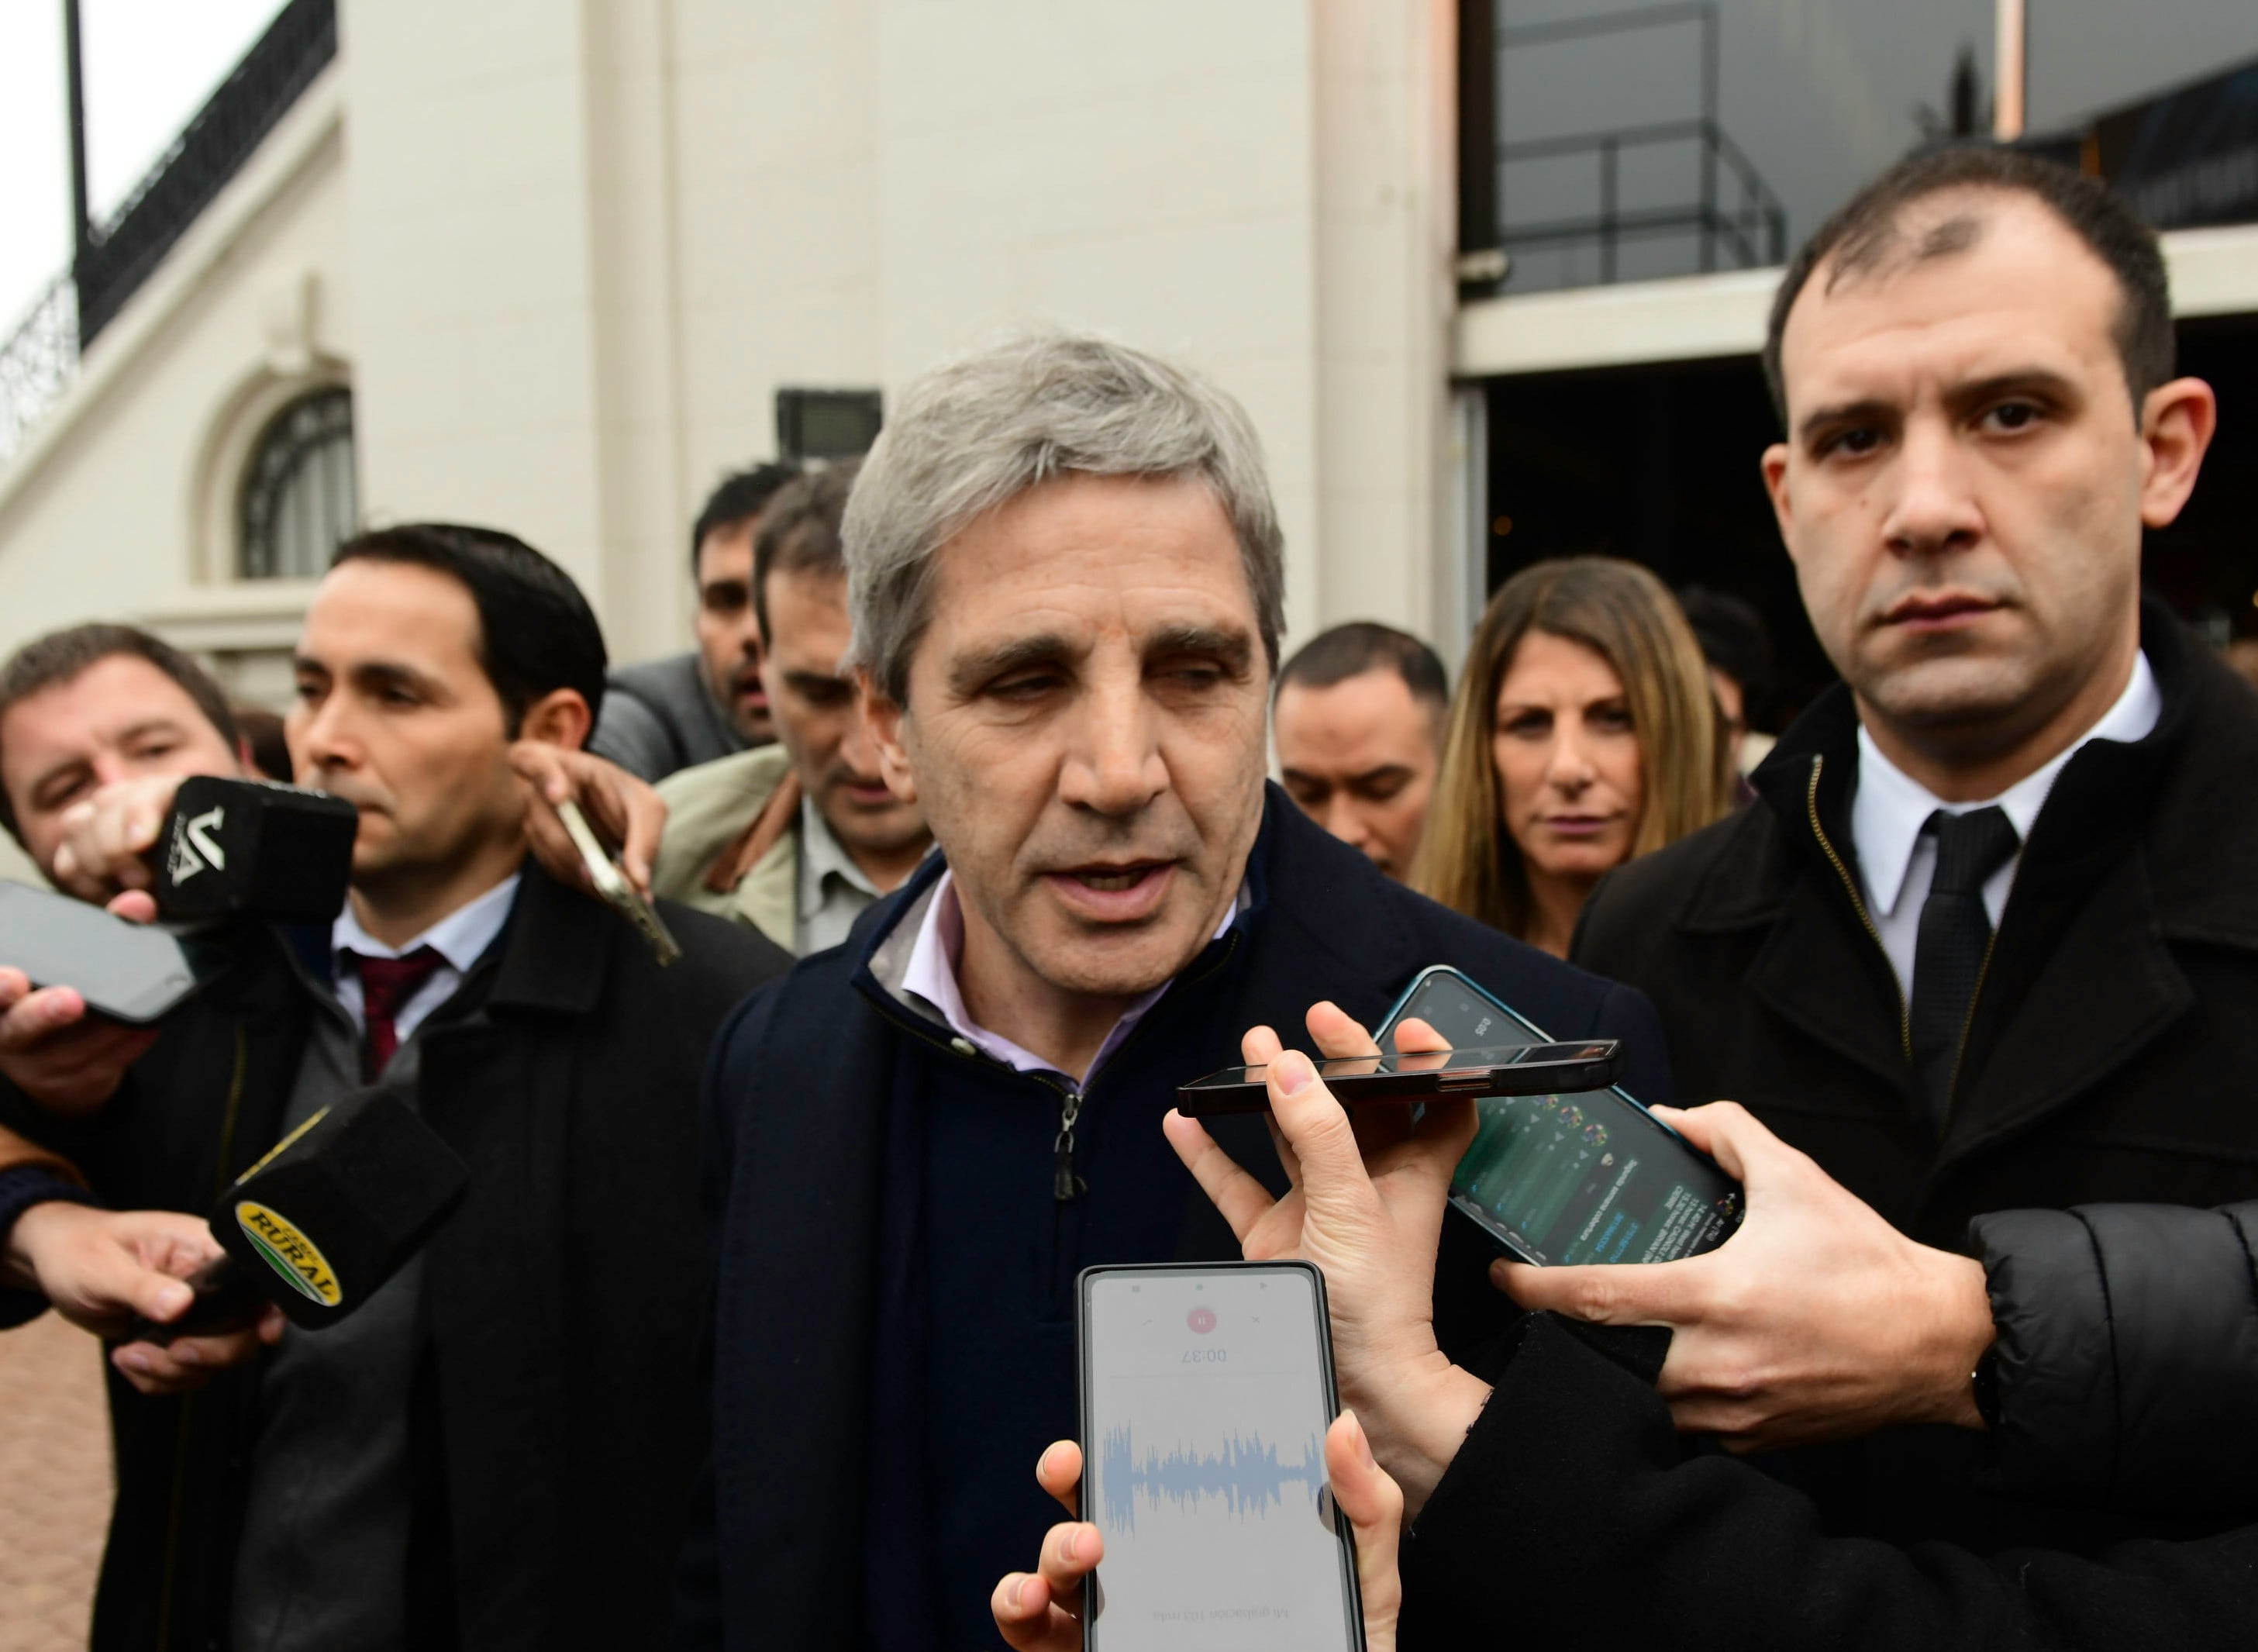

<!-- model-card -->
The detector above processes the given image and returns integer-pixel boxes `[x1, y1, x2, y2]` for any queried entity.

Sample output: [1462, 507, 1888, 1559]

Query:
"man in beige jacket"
[653, 463, 930, 954]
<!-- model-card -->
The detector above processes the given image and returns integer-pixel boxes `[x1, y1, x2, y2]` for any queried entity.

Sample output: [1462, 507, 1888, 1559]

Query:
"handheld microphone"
[129, 1089, 470, 1343]
[153, 776, 359, 926]
[3, 779, 360, 1025]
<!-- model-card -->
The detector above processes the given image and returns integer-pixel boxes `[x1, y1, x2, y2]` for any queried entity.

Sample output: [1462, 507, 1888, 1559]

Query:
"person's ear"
[2137, 376, 2218, 530]
[516, 688, 593, 753]
[860, 671, 919, 806]
[1760, 441, 1795, 546]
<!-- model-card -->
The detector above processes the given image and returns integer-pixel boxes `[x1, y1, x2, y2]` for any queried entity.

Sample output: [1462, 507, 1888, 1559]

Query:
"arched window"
[238, 387, 356, 580]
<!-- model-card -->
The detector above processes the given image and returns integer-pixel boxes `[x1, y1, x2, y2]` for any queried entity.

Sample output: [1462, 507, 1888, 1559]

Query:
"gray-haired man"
[676, 333, 1670, 1650]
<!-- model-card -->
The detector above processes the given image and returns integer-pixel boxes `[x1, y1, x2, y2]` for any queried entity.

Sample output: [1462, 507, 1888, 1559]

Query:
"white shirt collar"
[332, 872, 522, 973]
[899, 869, 1239, 1084]
[1853, 650, 2161, 919]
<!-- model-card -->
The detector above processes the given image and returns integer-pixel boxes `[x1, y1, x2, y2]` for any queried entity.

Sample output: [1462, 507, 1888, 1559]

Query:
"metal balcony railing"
[1497, 117, 1787, 284]
[1461, 0, 1791, 293]
[0, 0, 335, 471]
[0, 275, 78, 470]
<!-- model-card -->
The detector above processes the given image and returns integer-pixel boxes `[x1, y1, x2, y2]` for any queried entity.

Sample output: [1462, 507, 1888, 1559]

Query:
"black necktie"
[1908, 806, 2018, 1124]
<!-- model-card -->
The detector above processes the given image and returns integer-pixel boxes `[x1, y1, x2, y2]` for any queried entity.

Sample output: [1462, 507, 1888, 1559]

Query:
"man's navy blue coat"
[674, 788, 1670, 1648]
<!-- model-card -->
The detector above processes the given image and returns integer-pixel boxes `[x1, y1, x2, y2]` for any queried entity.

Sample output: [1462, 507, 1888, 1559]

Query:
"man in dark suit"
[1493, 143, 2258, 1536]
[0, 528, 790, 1651]
[677, 333, 1667, 1650]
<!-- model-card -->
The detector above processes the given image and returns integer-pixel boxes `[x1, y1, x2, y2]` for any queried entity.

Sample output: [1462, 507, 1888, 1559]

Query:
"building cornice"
[1453, 219, 2258, 378]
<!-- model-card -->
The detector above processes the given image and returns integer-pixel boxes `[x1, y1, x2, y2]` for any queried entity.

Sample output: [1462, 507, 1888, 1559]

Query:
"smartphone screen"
[1079, 1263, 1361, 1652]
[1380, 967, 1743, 1266]
[0, 881, 213, 1024]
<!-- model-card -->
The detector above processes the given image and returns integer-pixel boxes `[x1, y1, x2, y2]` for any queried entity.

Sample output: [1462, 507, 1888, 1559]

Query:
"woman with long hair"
[1413, 556, 1733, 955]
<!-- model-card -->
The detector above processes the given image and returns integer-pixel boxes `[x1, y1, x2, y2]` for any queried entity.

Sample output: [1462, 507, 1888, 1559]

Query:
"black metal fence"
[0, 0, 334, 469]
[1460, 0, 1787, 295]
[74, 0, 338, 344]
[0, 275, 78, 468]
[1496, 117, 1785, 285]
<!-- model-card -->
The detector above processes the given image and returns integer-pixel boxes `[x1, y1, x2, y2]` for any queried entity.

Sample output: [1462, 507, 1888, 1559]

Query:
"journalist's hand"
[46, 774, 182, 900]
[511, 743, 665, 898]
[1496, 1100, 1994, 1452]
[0, 891, 163, 1116]
[1161, 1002, 1490, 1516]
[2, 1202, 284, 1396]
[991, 1412, 1405, 1651]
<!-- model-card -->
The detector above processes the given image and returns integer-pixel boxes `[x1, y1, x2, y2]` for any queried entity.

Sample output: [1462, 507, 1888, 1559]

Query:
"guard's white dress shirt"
[1851, 653, 2160, 1001]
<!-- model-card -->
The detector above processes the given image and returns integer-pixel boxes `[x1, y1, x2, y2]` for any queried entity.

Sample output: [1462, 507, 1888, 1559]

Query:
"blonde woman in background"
[1414, 557, 1734, 955]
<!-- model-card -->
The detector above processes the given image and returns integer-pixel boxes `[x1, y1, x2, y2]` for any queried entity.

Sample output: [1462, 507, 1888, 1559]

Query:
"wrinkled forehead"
[920, 473, 1260, 664]
[1781, 190, 2125, 410]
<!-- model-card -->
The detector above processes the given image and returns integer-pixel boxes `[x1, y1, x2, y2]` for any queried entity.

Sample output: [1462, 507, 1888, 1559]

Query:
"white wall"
[0, 1, 1460, 721]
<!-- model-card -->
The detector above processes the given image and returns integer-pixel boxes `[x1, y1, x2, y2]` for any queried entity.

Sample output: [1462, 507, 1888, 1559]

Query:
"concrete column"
[1310, 0, 1460, 651]
[340, 0, 669, 654]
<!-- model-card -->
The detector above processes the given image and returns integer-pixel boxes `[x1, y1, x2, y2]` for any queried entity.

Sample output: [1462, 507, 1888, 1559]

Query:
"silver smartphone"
[553, 799, 681, 967]
[1077, 1261, 1363, 1652]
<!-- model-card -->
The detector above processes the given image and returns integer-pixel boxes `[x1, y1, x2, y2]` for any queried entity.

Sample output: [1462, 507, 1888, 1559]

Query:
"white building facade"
[3, 0, 2256, 895]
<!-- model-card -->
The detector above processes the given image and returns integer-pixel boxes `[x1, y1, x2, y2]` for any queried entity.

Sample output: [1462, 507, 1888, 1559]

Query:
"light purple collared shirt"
[900, 870, 1239, 1085]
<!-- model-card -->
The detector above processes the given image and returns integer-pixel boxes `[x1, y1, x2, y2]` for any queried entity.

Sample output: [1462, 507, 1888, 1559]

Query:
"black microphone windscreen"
[156, 776, 358, 926]
[212, 1090, 470, 1329]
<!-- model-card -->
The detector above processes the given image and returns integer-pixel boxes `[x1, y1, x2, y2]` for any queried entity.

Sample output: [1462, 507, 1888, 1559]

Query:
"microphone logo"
[167, 805, 228, 884]
[235, 1200, 343, 1308]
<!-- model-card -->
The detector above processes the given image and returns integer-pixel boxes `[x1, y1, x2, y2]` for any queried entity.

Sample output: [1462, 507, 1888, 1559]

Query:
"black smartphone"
[1078, 1261, 1363, 1652]
[1175, 1040, 1620, 1117]
[1379, 964, 1743, 1266]
[0, 881, 219, 1025]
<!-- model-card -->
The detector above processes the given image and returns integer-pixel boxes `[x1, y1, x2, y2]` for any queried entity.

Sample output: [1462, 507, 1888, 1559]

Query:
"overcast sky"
[0, 0, 283, 334]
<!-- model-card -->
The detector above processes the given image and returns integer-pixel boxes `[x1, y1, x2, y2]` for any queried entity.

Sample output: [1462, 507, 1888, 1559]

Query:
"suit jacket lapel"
[1743, 871, 1910, 1098]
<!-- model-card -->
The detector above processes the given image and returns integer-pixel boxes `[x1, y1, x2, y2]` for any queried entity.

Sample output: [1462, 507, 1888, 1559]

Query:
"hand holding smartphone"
[1078, 1261, 1364, 1650]
[553, 799, 681, 967]
[1377, 966, 1743, 1267]
[0, 881, 216, 1024]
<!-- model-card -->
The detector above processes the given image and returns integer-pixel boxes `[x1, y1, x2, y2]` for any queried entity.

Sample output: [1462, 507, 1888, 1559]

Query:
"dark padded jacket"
[1400, 1312, 2258, 1652]
[1974, 1200, 2258, 1518]
[1568, 600, 2258, 1553]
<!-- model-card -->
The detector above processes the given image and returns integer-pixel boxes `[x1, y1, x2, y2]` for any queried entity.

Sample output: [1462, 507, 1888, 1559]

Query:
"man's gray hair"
[843, 331, 1286, 704]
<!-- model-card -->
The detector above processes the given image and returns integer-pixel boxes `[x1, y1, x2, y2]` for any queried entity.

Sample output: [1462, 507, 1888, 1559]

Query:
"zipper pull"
[1053, 1129, 1084, 1202]
[1053, 1089, 1087, 1202]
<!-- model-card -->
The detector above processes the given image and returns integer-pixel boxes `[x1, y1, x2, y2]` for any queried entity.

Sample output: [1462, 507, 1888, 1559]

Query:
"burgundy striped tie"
[348, 946, 446, 1082]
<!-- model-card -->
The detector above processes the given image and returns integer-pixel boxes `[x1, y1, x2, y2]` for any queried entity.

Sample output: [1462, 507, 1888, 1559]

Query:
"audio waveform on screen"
[1098, 1425, 1323, 1533]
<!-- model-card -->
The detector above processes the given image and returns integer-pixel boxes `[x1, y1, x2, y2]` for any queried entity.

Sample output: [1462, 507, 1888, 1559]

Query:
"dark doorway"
[2148, 315, 2258, 643]
[1479, 309, 2258, 729]
[1481, 352, 1822, 728]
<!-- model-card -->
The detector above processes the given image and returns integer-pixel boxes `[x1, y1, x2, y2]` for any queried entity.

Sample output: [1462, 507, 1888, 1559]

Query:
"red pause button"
[1187, 1306, 1217, 1334]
